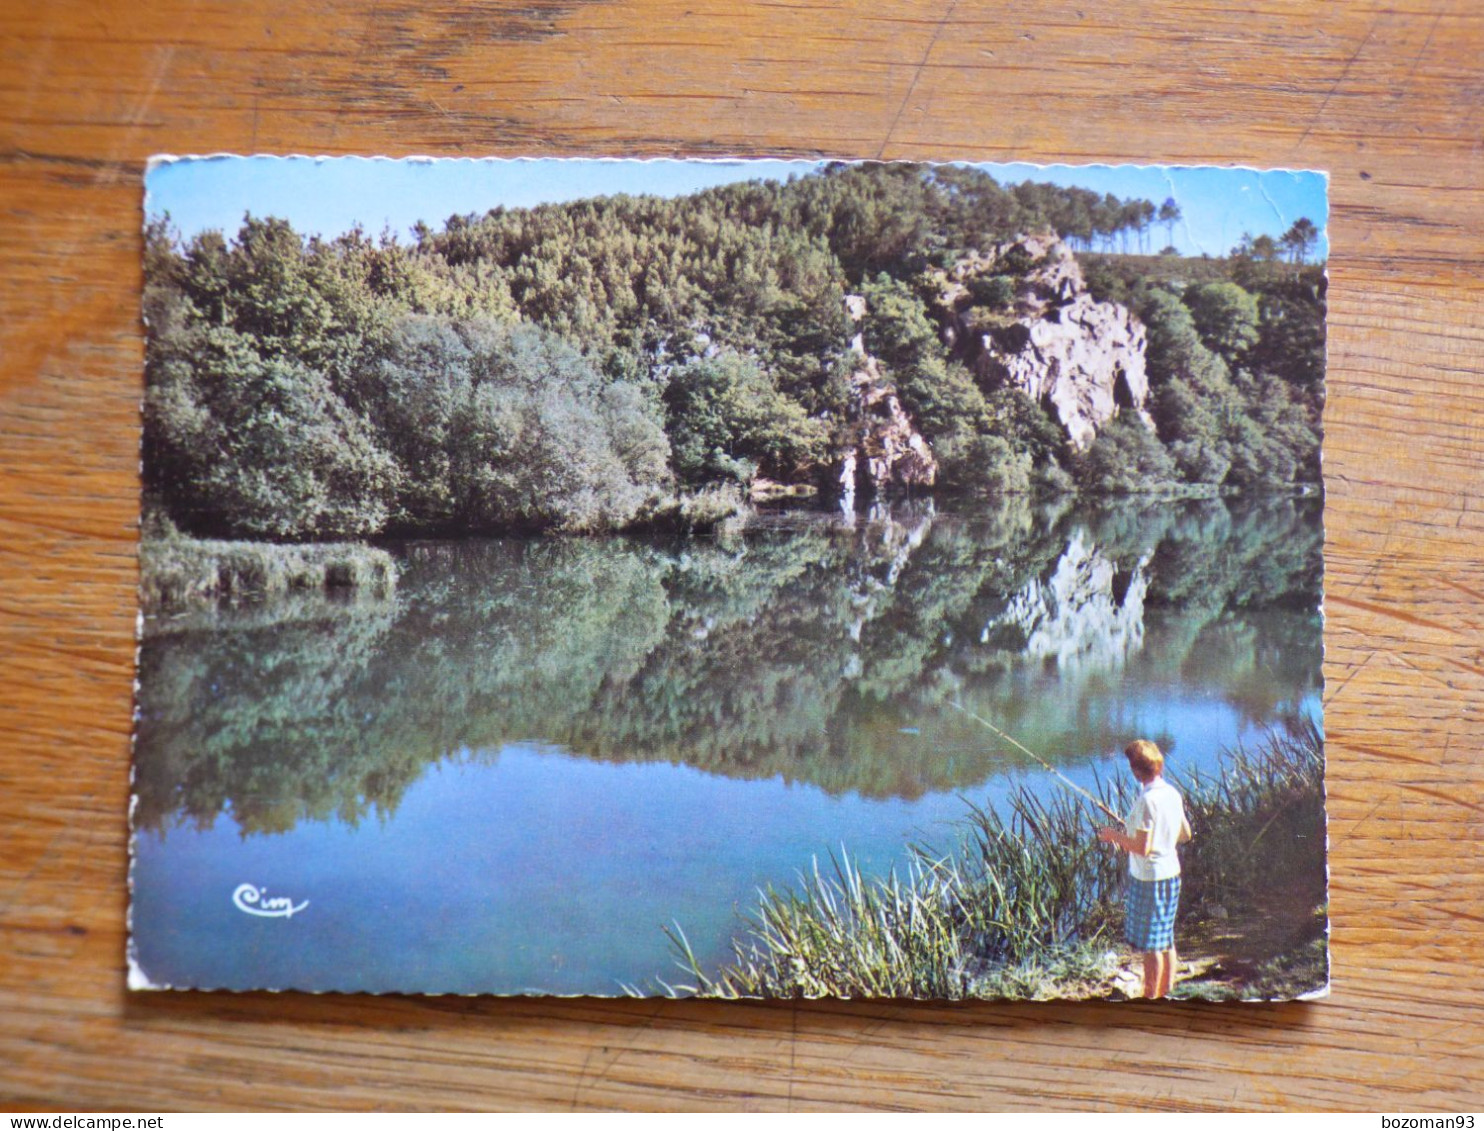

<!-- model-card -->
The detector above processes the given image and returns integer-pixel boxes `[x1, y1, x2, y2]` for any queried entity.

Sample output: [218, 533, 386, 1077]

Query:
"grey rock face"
[933, 233, 1152, 450]
[832, 296, 938, 509]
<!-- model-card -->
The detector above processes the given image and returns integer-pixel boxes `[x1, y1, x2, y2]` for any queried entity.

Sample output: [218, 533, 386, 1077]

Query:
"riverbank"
[140, 523, 397, 615]
[659, 723, 1326, 1001]
[137, 482, 764, 617]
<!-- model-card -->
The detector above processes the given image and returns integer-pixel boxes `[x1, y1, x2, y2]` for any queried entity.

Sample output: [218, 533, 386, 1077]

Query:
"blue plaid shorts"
[1125, 875, 1181, 952]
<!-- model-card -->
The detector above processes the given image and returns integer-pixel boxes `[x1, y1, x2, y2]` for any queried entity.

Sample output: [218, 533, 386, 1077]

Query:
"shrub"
[936, 432, 1032, 495]
[1074, 415, 1179, 494]
[635, 483, 750, 535]
[967, 274, 1017, 309]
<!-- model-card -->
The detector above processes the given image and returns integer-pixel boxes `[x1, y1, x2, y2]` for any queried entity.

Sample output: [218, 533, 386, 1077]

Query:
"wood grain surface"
[2, 0, 1481, 1112]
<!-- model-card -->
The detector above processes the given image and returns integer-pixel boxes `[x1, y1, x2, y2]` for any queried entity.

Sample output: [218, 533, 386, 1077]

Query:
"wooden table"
[2, 0, 1481, 1112]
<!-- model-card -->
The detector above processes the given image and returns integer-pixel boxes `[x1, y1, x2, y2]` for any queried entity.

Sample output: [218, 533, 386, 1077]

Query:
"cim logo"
[232, 882, 309, 919]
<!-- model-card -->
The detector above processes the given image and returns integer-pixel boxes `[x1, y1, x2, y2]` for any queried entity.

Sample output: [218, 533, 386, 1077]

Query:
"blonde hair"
[1124, 739, 1164, 782]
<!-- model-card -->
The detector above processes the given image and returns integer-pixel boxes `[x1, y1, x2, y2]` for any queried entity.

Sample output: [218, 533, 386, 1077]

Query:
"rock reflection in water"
[978, 527, 1148, 677]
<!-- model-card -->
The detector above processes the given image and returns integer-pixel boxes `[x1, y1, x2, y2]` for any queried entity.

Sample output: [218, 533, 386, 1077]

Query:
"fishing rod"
[948, 699, 1125, 826]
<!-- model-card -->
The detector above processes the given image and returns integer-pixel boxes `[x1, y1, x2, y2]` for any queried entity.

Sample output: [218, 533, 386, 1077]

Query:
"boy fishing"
[948, 704, 1195, 999]
[1098, 739, 1193, 999]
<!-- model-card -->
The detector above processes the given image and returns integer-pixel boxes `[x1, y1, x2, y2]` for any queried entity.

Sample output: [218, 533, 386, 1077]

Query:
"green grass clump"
[1174, 721, 1327, 916]
[660, 781, 1128, 1000]
[141, 519, 397, 614]
[661, 854, 989, 999]
[631, 484, 751, 537]
[660, 722, 1325, 1000]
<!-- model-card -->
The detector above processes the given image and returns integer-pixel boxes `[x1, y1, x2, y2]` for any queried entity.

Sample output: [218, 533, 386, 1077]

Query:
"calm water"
[131, 494, 1323, 993]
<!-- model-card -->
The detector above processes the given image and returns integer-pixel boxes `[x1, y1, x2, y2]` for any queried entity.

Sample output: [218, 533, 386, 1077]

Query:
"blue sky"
[146, 156, 1328, 260]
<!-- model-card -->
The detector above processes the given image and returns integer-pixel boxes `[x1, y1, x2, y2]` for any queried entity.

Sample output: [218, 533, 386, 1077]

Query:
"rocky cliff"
[931, 233, 1153, 450]
[829, 295, 938, 509]
[826, 235, 1151, 506]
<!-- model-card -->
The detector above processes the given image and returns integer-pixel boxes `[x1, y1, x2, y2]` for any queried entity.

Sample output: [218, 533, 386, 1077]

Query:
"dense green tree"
[941, 433, 1032, 495]
[1183, 281, 1261, 360]
[1138, 280, 1318, 491]
[1246, 268, 1327, 409]
[663, 351, 826, 486]
[1249, 233, 1280, 262]
[376, 317, 671, 532]
[858, 274, 991, 443]
[146, 323, 397, 539]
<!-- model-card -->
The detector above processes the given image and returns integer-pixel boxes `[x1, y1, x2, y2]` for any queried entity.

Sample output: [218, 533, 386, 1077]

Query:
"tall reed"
[141, 529, 397, 614]
[1172, 718, 1326, 916]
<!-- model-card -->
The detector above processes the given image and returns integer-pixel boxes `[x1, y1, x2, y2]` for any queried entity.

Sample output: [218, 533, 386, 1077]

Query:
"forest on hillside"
[143, 163, 1325, 542]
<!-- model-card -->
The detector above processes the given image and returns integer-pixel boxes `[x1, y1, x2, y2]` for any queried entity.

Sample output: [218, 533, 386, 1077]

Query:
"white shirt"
[1124, 777, 1188, 882]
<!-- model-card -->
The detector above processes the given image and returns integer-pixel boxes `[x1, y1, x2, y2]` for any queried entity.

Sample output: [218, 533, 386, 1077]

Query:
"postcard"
[131, 157, 1328, 1000]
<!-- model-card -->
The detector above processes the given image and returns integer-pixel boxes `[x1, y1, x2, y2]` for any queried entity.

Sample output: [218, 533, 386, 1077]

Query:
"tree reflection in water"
[134, 495, 1322, 836]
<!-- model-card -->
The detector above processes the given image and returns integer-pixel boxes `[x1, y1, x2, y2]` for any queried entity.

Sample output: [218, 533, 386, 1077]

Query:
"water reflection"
[134, 495, 1321, 836]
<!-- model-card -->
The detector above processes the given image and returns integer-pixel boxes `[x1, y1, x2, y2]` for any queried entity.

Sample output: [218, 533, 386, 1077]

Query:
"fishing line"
[947, 699, 1125, 825]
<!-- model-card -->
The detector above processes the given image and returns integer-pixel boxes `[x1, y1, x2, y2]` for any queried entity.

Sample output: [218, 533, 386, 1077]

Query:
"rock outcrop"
[932, 232, 1152, 450]
[830, 296, 937, 510]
